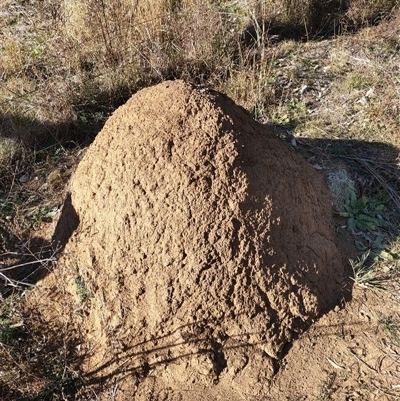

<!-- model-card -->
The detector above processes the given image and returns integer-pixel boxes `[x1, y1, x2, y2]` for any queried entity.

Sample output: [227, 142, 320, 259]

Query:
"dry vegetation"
[1, 0, 400, 399]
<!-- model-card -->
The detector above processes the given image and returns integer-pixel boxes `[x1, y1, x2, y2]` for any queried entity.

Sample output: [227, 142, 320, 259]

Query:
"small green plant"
[347, 73, 375, 90]
[349, 250, 384, 288]
[271, 98, 307, 125]
[301, 58, 317, 68]
[28, 206, 60, 230]
[340, 193, 386, 232]
[288, 98, 307, 119]
[74, 274, 92, 303]
[355, 233, 397, 261]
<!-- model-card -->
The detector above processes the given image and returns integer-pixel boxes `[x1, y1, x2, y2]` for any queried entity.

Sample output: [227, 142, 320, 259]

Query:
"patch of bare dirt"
[26, 80, 347, 400]
[270, 284, 400, 401]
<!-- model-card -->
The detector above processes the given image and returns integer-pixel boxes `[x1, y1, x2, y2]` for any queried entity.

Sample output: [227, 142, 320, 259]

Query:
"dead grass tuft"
[350, 250, 386, 289]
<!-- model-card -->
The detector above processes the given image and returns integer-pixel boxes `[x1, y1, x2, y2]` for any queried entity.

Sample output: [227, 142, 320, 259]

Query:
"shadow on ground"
[240, 0, 396, 48]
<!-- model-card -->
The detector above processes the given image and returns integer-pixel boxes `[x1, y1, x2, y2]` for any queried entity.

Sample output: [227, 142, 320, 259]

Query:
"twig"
[111, 379, 119, 400]
[326, 357, 344, 369]
[348, 348, 378, 373]
[0, 271, 35, 287]
[0, 257, 57, 272]
[370, 381, 400, 398]
[0, 244, 60, 288]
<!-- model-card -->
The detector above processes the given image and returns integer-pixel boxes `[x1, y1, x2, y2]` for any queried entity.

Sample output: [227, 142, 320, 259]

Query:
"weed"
[271, 98, 307, 125]
[347, 73, 375, 90]
[340, 192, 386, 232]
[27, 207, 60, 231]
[301, 58, 317, 68]
[74, 274, 92, 303]
[355, 233, 398, 261]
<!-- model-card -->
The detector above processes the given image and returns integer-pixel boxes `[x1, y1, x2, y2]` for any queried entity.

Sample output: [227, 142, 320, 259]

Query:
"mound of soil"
[29, 80, 344, 400]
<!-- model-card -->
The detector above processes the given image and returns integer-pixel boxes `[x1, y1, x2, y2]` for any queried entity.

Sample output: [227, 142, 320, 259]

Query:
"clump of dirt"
[28, 80, 344, 400]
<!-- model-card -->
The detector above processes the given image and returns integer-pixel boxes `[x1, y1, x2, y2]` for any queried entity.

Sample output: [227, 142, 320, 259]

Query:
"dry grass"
[1, 0, 398, 145]
[1, 0, 400, 399]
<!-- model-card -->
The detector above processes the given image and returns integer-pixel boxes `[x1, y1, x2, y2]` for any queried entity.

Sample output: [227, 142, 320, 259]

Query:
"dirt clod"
[29, 80, 344, 400]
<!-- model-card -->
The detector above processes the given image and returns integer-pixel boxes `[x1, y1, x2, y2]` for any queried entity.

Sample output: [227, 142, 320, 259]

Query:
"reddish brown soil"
[27, 81, 351, 400]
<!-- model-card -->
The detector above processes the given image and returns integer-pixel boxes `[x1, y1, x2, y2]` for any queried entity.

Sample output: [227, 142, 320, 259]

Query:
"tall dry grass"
[0, 0, 398, 146]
